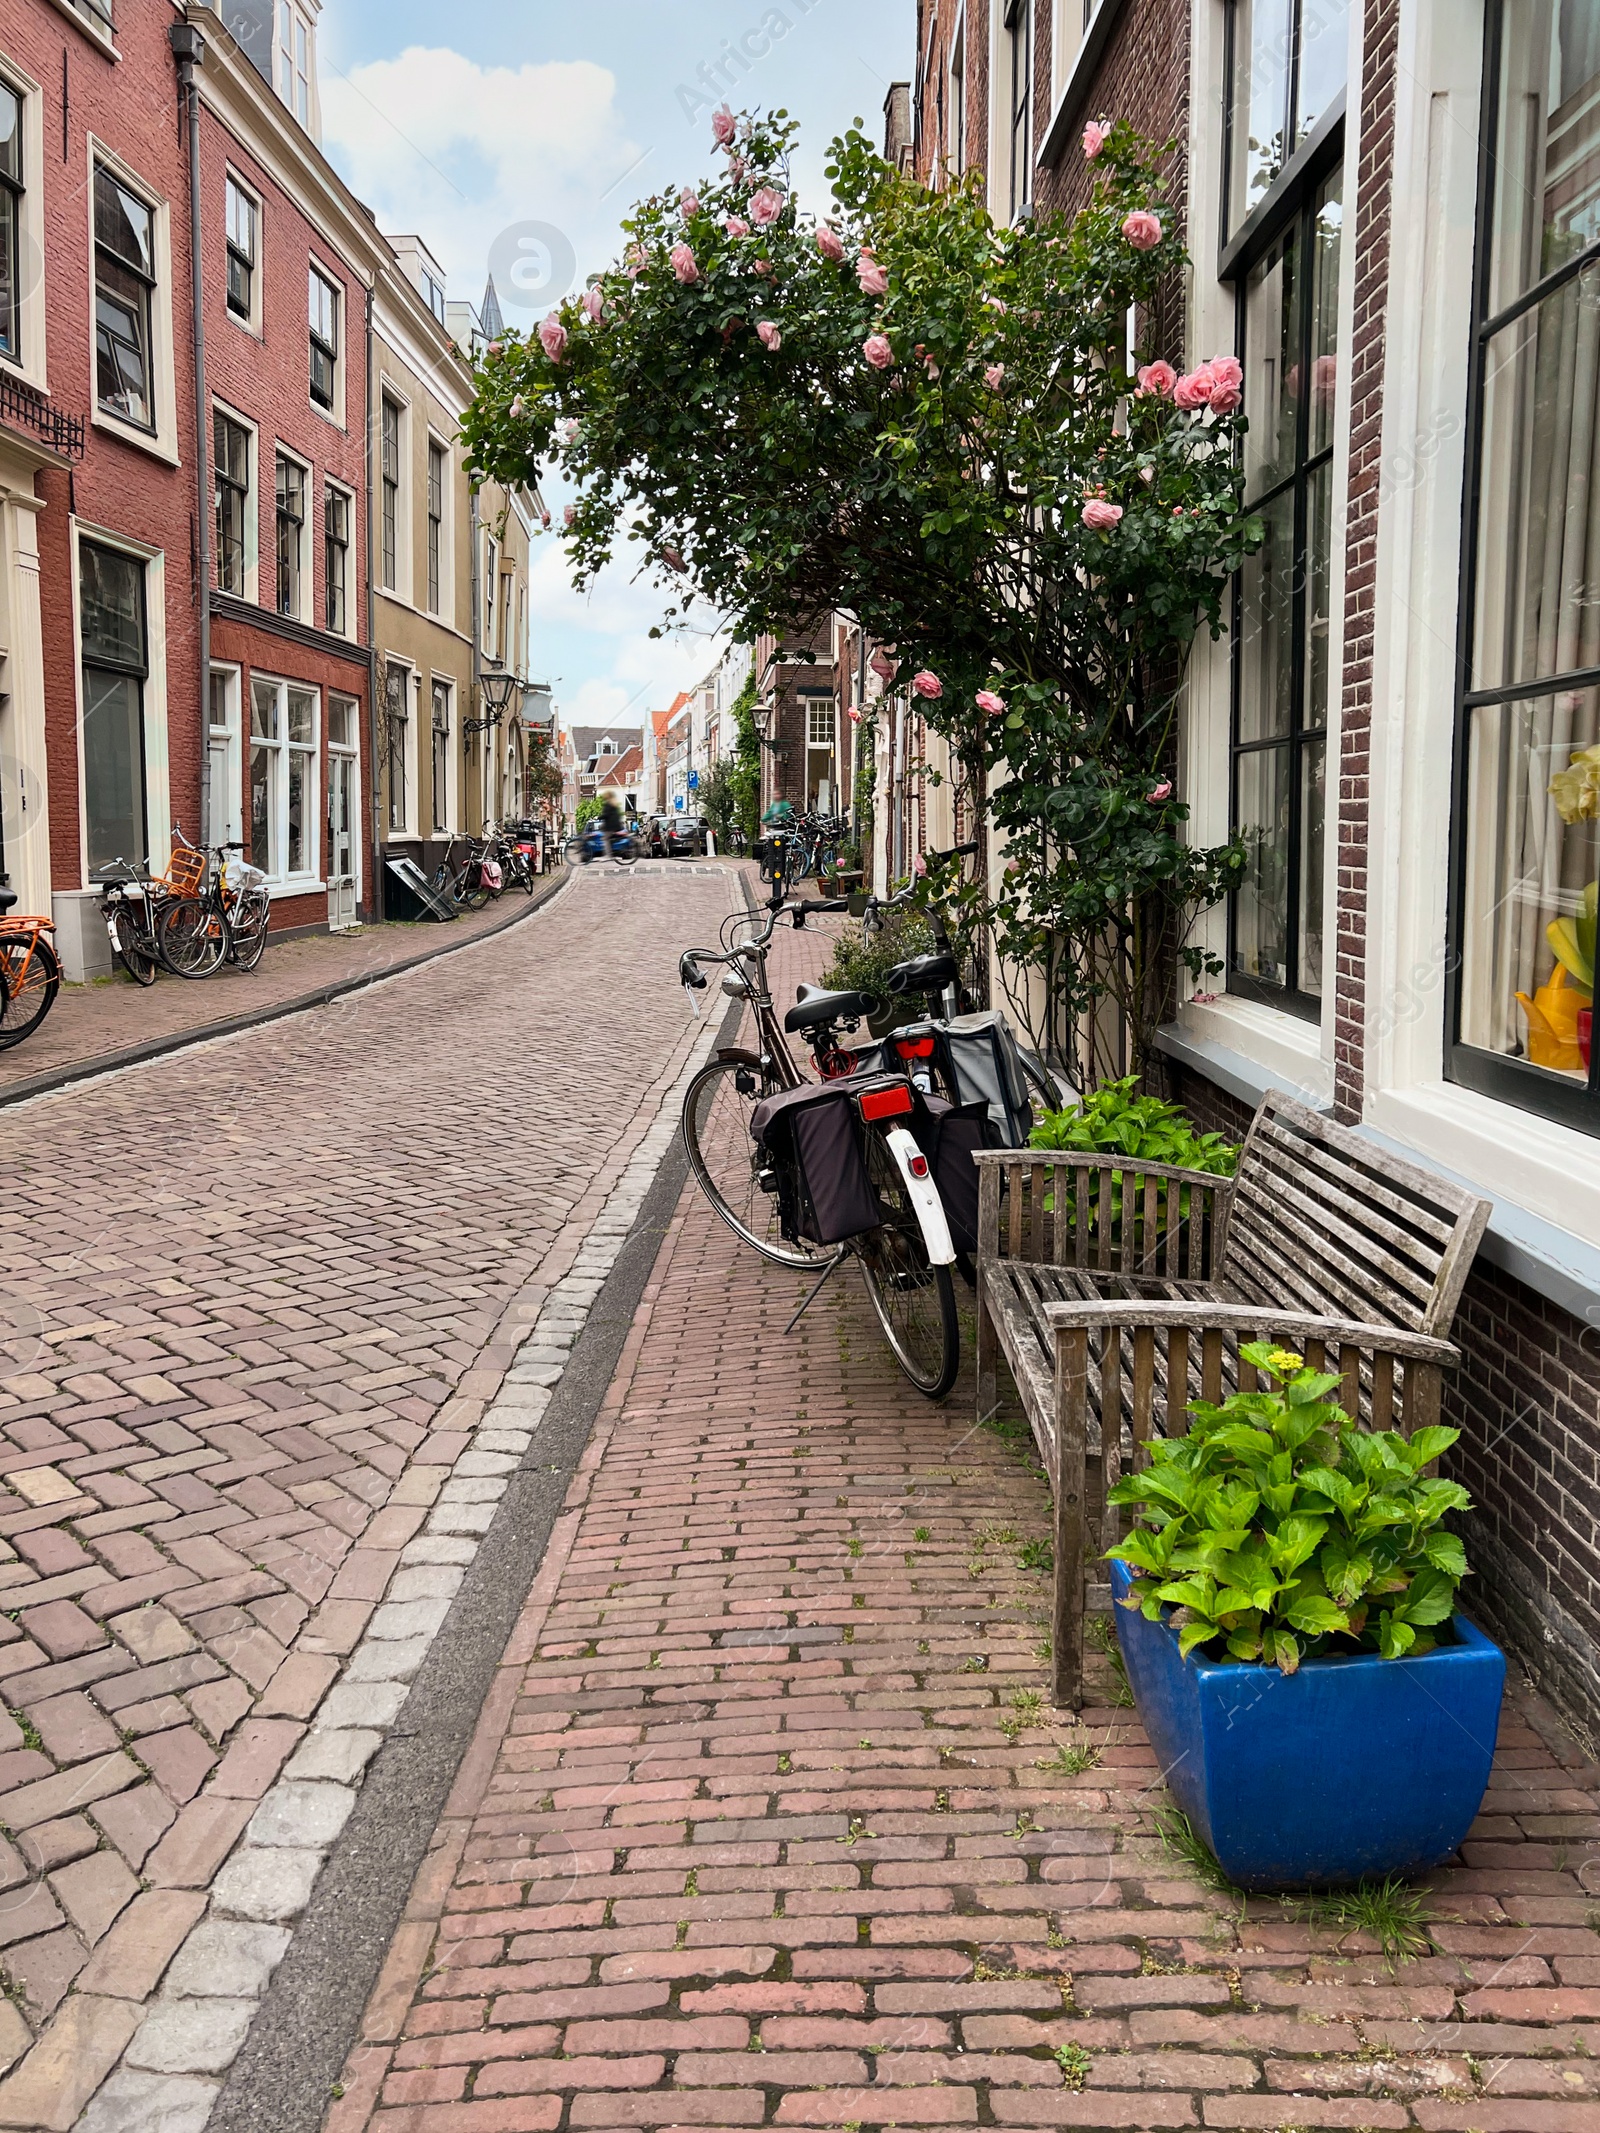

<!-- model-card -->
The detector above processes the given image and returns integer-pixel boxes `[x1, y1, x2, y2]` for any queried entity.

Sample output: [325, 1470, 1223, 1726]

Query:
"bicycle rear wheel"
[854, 1135, 960, 1399]
[111, 907, 159, 986]
[0, 935, 60, 1049]
[227, 888, 271, 972]
[681, 1057, 836, 1271]
[158, 897, 226, 979]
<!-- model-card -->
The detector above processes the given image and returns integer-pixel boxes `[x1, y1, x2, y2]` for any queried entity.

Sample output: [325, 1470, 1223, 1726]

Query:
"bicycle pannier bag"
[749, 1079, 884, 1245]
[912, 1094, 999, 1255]
[934, 1012, 1036, 1147]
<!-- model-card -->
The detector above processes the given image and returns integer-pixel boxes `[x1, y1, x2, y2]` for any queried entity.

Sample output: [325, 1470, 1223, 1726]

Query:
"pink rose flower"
[729, 154, 748, 184]
[581, 286, 604, 323]
[870, 651, 897, 682]
[857, 251, 889, 297]
[749, 186, 784, 227]
[1082, 498, 1124, 531]
[985, 364, 1005, 390]
[680, 187, 701, 218]
[1082, 119, 1110, 159]
[540, 508, 551, 529]
[669, 243, 700, 285]
[913, 852, 928, 878]
[563, 504, 575, 527]
[1210, 354, 1243, 392]
[538, 315, 567, 363]
[1192, 989, 1218, 1005]
[487, 341, 503, 356]
[712, 105, 736, 146]
[816, 226, 845, 262]
[1173, 364, 1216, 409]
[756, 319, 781, 350]
[1122, 210, 1163, 251]
[975, 689, 1006, 716]
[557, 418, 580, 445]
[723, 215, 750, 238]
[847, 704, 861, 724]
[753, 259, 773, 277]
[661, 544, 686, 573]
[1135, 360, 1177, 397]
[911, 670, 942, 700]
[1208, 381, 1242, 414]
[1146, 780, 1173, 802]
[863, 334, 894, 370]
[1312, 352, 1338, 406]
[509, 395, 526, 418]
[625, 244, 647, 278]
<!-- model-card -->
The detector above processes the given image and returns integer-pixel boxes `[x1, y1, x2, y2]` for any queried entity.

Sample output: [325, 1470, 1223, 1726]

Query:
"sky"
[318, 1, 912, 735]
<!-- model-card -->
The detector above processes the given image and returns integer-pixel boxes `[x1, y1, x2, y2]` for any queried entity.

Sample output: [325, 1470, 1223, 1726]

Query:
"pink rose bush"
[1146, 780, 1173, 802]
[857, 250, 888, 296]
[679, 188, 701, 218]
[911, 670, 942, 700]
[1135, 360, 1176, 398]
[712, 105, 736, 146]
[749, 187, 784, 227]
[661, 544, 686, 573]
[1083, 119, 1110, 159]
[1082, 497, 1124, 531]
[1121, 210, 1162, 251]
[723, 214, 750, 239]
[563, 504, 575, 527]
[581, 287, 604, 323]
[863, 334, 893, 370]
[985, 364, 1005, 390]
[756, 320, 781, 351]
[669, 243, 700, 285]
[869, 651, 897, 683]
[538, 315, 567, 363]
[815, 225, 845, 261]
[1172, 363, 1214, 409]
[975, 689, 1006, 716]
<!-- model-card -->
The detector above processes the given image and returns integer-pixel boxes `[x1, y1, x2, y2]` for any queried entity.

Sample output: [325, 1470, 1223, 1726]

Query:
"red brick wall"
[13, 0, 200, 891]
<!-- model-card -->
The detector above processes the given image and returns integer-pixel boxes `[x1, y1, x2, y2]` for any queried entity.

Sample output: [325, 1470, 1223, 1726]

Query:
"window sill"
[1165, 992, 1333, 1109]
[91, 409, 179, 468]
[41, 0, 117, 59]
[265, 877, 326, 901]
[310, 401, 347, 434]
[376, 585, 417, 616]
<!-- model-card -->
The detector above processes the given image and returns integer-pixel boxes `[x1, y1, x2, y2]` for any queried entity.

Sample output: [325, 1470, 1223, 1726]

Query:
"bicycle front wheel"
[158, 898, 226, 979]
[854, 1135, 960, 1399]
[227, 889, 271, 972]
[681, 1058, 836, 1271]
[0, 935, 60, 1049]
[111, 907, 159, 986]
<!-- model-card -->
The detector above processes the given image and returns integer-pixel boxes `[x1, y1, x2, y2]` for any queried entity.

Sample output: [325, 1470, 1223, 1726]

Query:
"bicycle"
[157, 841, 271, 978]
[783, 808, 850, 887]
[677, 881, 960, 1398]
[564, 824, 641, 868]
[0, 891, 60, 1051]
[93, 858, 173, 985]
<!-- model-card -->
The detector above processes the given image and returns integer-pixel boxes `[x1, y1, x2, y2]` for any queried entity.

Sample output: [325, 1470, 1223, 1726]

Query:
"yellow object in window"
[1514, 964, 1590, 1074]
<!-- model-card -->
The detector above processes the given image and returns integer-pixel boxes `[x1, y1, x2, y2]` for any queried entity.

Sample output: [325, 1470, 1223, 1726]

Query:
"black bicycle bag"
[911, 1094, 1000, 1255]
[749, 1076, 907, 1246]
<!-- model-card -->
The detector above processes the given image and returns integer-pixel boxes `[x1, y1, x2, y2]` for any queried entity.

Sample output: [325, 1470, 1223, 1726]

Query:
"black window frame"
[426, 440, 445, 613]
[93, 162, 156, 433]
[225, 175, 256, 322]
[1004, 0, 1033, 224]
[213, 408, 250, 597]
[1445, 0, 1600, 1138]
[0, 78, 22, 364]
[275, 451, 306, 619]
[431, 677, 450, 834]
[380, 396, 401, 591]
[78, 538, 150, 873]
[324, 481, 349, 636]
[1218, 0, 1347, 1022]
[309, 263, 338, 410]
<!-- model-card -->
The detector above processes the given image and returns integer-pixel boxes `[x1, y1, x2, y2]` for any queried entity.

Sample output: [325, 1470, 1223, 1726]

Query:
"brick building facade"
[910, 0, 1600, 1742]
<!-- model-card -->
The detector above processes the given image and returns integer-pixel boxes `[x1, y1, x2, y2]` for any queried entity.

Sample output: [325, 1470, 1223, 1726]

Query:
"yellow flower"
[1550, 743, 1600, 825]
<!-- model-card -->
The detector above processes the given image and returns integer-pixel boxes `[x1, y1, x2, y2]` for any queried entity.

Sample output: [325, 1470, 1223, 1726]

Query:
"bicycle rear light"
[907, 1151, 930, 1177]
[893, 1037, 937, 1058]
[857, 1084, 914, 1122]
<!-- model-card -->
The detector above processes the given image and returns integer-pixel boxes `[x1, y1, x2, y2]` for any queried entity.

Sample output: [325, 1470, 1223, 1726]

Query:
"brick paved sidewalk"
[0, 859, 739, 2131]
[328, 916, 1600, 2133]
[0, 876, 571, 1099]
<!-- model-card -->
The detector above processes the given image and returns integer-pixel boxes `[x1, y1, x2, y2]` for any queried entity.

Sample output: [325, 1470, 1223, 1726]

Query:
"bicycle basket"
[222, 855, 267, 890]
[911, 1095, 999, 1255]
[749, 1079, 886, 1245]
[163, 847, 207, 896]
[934, 1012, 1035, 1148]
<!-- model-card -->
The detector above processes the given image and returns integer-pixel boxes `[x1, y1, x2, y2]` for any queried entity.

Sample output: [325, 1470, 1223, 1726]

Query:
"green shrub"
[1029, 1074, 1239, 1175]
[574, 795, 603, 833]
[822, 909, 935, 996]
[1109, 1342, 1473, 1674]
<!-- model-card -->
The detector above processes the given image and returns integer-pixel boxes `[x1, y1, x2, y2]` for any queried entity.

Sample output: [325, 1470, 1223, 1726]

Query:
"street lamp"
[465, 668, 518, 736]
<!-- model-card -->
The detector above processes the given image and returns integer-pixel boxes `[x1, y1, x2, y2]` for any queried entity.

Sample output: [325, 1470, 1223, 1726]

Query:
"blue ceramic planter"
[1110, 1557, 1505, 1890]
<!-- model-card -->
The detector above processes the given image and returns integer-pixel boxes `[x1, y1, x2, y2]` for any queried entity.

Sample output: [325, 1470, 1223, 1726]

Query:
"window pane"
[251, 678, 279, 739]
[1304, 459, 1334, 730]
[226, 179, 254, 259]
[1460, 690, 1599, 1076]
[1472, 262, 1600, 691]
[1488, 0, 1600, 315]
[82, 667, 147, 873]
[94, 168, 153, 279]
[1237, 487, 1296, 741]
[79, 542, 146, 669]
[95, 259, 151, 427]
[329, 697, 355, 750]
[1307, 171, 1343, 456]
[251, 742, 274, 871]
[310, 268, 336, 347]
[0, 83, 19, 184]
[214, 411, 248, 486]
[1298, 733, 1326, 996]
[1233, 743, 1293, 987]
[1228, 0, 1293, 234]
[287, 750, 306, 873]
[287, 688, 315, 744]
[0, 187, 16, 360]
[1242, 222, 1299, 498]
[1295, 0, 1350, 151]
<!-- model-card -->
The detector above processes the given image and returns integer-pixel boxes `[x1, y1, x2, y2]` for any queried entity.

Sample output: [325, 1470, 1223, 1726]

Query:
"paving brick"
[48, 1848, 140, 1942]
[0, 1993, 143, 2130]
[29, 1689, 121, 1764]
[138, 1726, 220, 1806]
[144, 1795, 257, 1889]
[77, 1889, 211, 2000]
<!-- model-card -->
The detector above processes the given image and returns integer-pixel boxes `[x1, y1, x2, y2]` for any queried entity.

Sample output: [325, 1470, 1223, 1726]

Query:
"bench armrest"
[1041, 1297, 1460, 1369]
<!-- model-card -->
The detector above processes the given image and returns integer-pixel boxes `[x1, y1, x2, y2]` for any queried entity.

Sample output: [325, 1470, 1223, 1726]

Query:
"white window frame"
[948, 13, 966, 179]
[0, 55, 46, 390]
[70, 522, 169, 883]
[249, 672, 320, 889]
[275, 0, 314, 131]
[308, 257, 342, 425]
[224, 169, 261, 335]
[425, 433, 452, 617]
[87, 138, 178, 463]
[327, 690, 361, 898]
[430, 674, 454, 835]
[212, 399, 258, 604]
[323, 475, 353, 638]
[207, 662, 243, 848]
[273, 445, 311, 625]
[483, 532, 499, 659]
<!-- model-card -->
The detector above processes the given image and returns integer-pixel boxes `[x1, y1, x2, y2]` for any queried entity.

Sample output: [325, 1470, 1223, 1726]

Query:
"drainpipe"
[469, 484, 481, 829]
[365, 283, 381, 915]
[170, 21, 209, 841]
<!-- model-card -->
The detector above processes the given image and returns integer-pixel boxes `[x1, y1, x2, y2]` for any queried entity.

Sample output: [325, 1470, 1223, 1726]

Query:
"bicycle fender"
[716, 1046, 763, 1067]
[881, 1124, 957, 1267]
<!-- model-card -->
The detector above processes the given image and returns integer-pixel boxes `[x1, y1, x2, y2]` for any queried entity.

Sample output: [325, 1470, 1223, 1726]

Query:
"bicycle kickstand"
[784, 1250, 847, 1336]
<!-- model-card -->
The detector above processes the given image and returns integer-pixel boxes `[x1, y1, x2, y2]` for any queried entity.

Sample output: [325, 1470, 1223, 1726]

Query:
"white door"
[327, 695, 361, 929]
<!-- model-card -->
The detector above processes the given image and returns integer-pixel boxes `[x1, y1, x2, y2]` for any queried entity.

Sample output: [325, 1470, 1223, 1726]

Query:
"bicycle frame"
[0, 917, 53, 997]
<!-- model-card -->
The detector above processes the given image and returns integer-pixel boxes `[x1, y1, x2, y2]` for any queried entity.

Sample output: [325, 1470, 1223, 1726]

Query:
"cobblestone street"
[0, 860, 738, 2132]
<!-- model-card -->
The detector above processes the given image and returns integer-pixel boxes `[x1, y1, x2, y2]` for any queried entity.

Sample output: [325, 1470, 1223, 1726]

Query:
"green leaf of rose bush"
[1108, 1342, 1475, 1674]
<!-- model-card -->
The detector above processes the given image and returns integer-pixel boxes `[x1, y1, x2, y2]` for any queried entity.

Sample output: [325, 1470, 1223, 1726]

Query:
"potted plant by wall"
[1108, 1344, 1505, 1891]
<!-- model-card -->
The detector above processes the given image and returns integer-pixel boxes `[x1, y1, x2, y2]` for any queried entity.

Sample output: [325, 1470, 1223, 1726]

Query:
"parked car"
[642, 813, 675, 856]
[665, 814, 707, 857]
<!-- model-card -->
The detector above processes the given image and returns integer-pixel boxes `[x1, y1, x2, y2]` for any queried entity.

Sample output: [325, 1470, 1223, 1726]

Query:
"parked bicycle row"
[428, 821, 553, 909]
[754, 803, 854, 889]
[678, 849, 1060, 1399]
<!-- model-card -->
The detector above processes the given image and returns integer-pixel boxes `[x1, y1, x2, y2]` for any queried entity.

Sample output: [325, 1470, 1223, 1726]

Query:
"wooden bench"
[973, 1090, 1491, 1709]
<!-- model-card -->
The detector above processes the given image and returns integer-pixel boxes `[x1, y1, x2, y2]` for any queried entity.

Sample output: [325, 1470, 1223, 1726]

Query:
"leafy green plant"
[1029, 1075, 1239, 1175]
[699, 672, 763, 849]
[822, 908, 935, 997]
[1036, 1735, 1102, 1775]
[574, 795, 603, 834]
[1288, 1875, 1432, 1965]
[1053, 2043, 1093, 2089]
[1153, 1806, 1243, 1895]
[1109, 1343, 1473, 1674]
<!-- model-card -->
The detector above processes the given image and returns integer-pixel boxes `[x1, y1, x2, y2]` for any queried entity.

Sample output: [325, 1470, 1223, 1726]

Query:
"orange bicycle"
[0, 889, 60, 1051]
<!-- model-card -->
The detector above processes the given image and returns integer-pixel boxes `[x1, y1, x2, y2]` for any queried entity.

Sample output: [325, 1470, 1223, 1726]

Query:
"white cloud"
[320, 47, 641, 311]
[525, 537, 726, 733]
